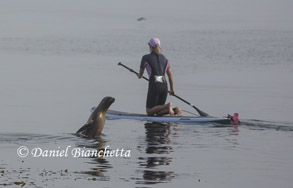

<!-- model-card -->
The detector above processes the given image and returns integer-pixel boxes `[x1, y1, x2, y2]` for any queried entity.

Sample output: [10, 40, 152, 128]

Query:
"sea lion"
[76, 96, 115, 138]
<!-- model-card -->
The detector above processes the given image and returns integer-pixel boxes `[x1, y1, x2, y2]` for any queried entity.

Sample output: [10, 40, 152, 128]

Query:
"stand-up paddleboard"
[90, 108, 233, 124]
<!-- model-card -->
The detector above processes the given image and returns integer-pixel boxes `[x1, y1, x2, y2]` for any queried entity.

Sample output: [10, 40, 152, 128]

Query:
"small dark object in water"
[137, 17, 146, 21]
[14, 181, 26, 187]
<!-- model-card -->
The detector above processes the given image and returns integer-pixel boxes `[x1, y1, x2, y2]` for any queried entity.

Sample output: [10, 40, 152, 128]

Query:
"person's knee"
[146, 108, 153, 116]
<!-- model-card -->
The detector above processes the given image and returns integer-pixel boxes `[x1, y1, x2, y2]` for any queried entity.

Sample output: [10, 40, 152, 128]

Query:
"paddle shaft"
[118, 62, 209, 117]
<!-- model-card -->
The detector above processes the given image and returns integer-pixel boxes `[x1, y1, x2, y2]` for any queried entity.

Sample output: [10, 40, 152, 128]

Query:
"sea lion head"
[97, 96, 115, 113]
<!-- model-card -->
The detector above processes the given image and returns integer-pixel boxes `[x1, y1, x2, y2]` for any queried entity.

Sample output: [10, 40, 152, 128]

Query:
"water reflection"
[138, 157, 172, 168]
[141, 170, 175, 183]
[136, 122, 175, 185]
[144, 122, 172, 153]
[75, 136, 112, 179]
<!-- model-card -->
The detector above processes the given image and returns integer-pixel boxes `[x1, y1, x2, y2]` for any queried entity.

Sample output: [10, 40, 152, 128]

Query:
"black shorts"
[146, 83, 168, 108]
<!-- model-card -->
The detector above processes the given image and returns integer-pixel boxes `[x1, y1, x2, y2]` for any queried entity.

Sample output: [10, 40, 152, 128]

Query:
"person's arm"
[138, 56, 146, 79]
[166, 67, 174, 95]
[137, 68, 144, 79]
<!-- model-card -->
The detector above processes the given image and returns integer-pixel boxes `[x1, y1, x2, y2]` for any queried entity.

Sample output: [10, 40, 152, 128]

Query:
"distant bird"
[137, 17, 146, 21]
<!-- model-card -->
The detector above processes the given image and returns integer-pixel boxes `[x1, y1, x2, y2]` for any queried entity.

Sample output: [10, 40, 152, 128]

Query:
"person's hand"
[169, 90, 175, 96]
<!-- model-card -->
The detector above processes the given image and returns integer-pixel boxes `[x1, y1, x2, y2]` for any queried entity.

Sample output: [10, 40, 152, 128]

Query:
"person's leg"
[157, 103, 175, 116]
[146, 83, 175, 116]
[174, 106, 183, 116]
[153, 84, 171, 116]
[146, 103, 174, 116]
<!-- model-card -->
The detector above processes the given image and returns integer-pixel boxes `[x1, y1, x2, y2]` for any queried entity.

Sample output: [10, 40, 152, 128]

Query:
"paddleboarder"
[138, 37, 182, 116]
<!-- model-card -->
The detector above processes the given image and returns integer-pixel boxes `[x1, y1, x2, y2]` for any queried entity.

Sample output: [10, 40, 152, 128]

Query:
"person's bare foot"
[175, 107, 183, 116]
[168, 103, 175, 116]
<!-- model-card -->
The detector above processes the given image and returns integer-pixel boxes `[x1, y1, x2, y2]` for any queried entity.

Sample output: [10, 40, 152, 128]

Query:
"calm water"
[1, 0, 293, 187]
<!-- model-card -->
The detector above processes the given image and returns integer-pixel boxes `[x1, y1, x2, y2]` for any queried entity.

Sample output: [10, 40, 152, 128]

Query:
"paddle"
[118, 62, 209, 117]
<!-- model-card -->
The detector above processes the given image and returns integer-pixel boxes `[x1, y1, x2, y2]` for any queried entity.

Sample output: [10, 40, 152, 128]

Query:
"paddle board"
[90, 108, 232, 124]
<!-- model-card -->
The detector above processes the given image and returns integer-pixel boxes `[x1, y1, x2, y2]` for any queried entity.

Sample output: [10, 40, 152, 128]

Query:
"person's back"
[137, 37, 182, 116]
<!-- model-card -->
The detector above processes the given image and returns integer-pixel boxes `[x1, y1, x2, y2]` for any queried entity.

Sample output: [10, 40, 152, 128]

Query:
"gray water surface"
[1, 0, 293, 187]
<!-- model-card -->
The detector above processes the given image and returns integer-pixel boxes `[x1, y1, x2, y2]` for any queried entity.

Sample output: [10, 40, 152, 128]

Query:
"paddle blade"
[194, 107, 209, 117]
